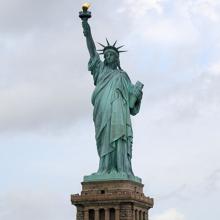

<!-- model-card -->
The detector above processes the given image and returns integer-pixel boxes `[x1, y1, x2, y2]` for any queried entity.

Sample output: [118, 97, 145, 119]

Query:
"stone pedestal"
[71, 180, 154, 220]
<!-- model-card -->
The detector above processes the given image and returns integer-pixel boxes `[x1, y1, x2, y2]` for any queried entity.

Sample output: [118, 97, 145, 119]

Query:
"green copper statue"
[79, 4, 143, 183]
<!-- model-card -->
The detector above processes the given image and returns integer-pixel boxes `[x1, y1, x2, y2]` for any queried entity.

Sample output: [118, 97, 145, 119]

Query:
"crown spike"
[113, 40, 117, 47]
[117, 45, 124, 50]
[106, 38, 110, 46]
[119, 50, 127, 53]
[97, 42, 105, 48]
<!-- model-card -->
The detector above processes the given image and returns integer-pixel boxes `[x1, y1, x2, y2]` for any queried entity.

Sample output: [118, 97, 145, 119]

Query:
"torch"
[79, 3, 92, 21]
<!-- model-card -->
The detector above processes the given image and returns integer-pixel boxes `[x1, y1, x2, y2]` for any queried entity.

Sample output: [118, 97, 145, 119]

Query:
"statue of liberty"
[79, 4, 144, 183]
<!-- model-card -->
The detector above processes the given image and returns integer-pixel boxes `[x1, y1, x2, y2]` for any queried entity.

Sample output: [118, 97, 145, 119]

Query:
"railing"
[71, 191, 153, 207]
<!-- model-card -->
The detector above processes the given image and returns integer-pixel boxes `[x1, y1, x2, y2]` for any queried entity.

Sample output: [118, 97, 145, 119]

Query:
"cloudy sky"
[1, 0, 220, 220]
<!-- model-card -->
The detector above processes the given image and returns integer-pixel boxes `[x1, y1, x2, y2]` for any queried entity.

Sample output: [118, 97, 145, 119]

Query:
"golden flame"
[82, 3, 91, 10]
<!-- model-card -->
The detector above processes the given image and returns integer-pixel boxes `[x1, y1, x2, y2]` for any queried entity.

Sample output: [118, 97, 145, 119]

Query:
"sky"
[0, 0, 220, 220]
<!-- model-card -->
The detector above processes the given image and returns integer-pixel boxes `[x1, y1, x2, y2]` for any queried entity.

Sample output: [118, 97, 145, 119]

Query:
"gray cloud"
[0, 25, 93, 132]
[158, 185, 189, 201]
[0, 0, 73, 32]
[203, 169, 220, 194]
[0, 80, 92, 132]
[0, 191, 73, 220]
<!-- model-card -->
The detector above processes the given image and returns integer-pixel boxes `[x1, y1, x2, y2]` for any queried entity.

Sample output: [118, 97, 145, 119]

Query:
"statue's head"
[104, 49, 119, 67]
[97, 39, 127, 70]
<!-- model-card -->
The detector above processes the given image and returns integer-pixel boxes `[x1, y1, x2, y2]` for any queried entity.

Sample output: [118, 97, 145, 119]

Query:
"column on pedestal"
[95, 208, 99, 220]
[84, 208, 89, 220]
[76, 206, 84, 220]
[115, 208, 120, 220]
[105, 208, 110, 220]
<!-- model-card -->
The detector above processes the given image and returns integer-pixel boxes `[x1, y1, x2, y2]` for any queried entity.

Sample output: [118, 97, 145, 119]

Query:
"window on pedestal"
[109, 208, 115, 220]
[99, 209, 105, 220]
[139, 211, 142, 220]
[143, 212, 145, 220]
[89, 209, 95, 220]
[135, 210, 138, 220]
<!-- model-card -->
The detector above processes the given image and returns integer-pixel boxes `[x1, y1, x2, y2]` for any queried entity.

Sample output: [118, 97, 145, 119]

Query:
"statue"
[79, 4, 144, 183]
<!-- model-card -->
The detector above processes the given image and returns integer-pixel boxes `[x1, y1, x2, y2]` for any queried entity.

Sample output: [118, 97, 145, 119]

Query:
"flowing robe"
[88, 54, 142, 175]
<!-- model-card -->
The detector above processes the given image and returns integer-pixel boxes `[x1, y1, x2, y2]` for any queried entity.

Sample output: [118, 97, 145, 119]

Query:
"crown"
[97, 38, 127, 55]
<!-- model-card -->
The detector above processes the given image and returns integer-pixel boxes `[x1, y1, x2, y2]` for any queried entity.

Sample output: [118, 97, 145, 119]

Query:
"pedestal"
[71, 180, 154, 220]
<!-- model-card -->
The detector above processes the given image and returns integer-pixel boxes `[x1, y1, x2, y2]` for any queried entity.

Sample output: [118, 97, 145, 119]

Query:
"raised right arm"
[82, 20, 96, 58]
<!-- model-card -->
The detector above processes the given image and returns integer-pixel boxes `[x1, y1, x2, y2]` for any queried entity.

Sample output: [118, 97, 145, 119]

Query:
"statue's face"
[104, 51, 118, 65]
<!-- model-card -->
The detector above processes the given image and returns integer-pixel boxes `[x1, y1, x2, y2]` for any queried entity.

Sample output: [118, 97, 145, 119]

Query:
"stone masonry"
[71, 180, 153, 220]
